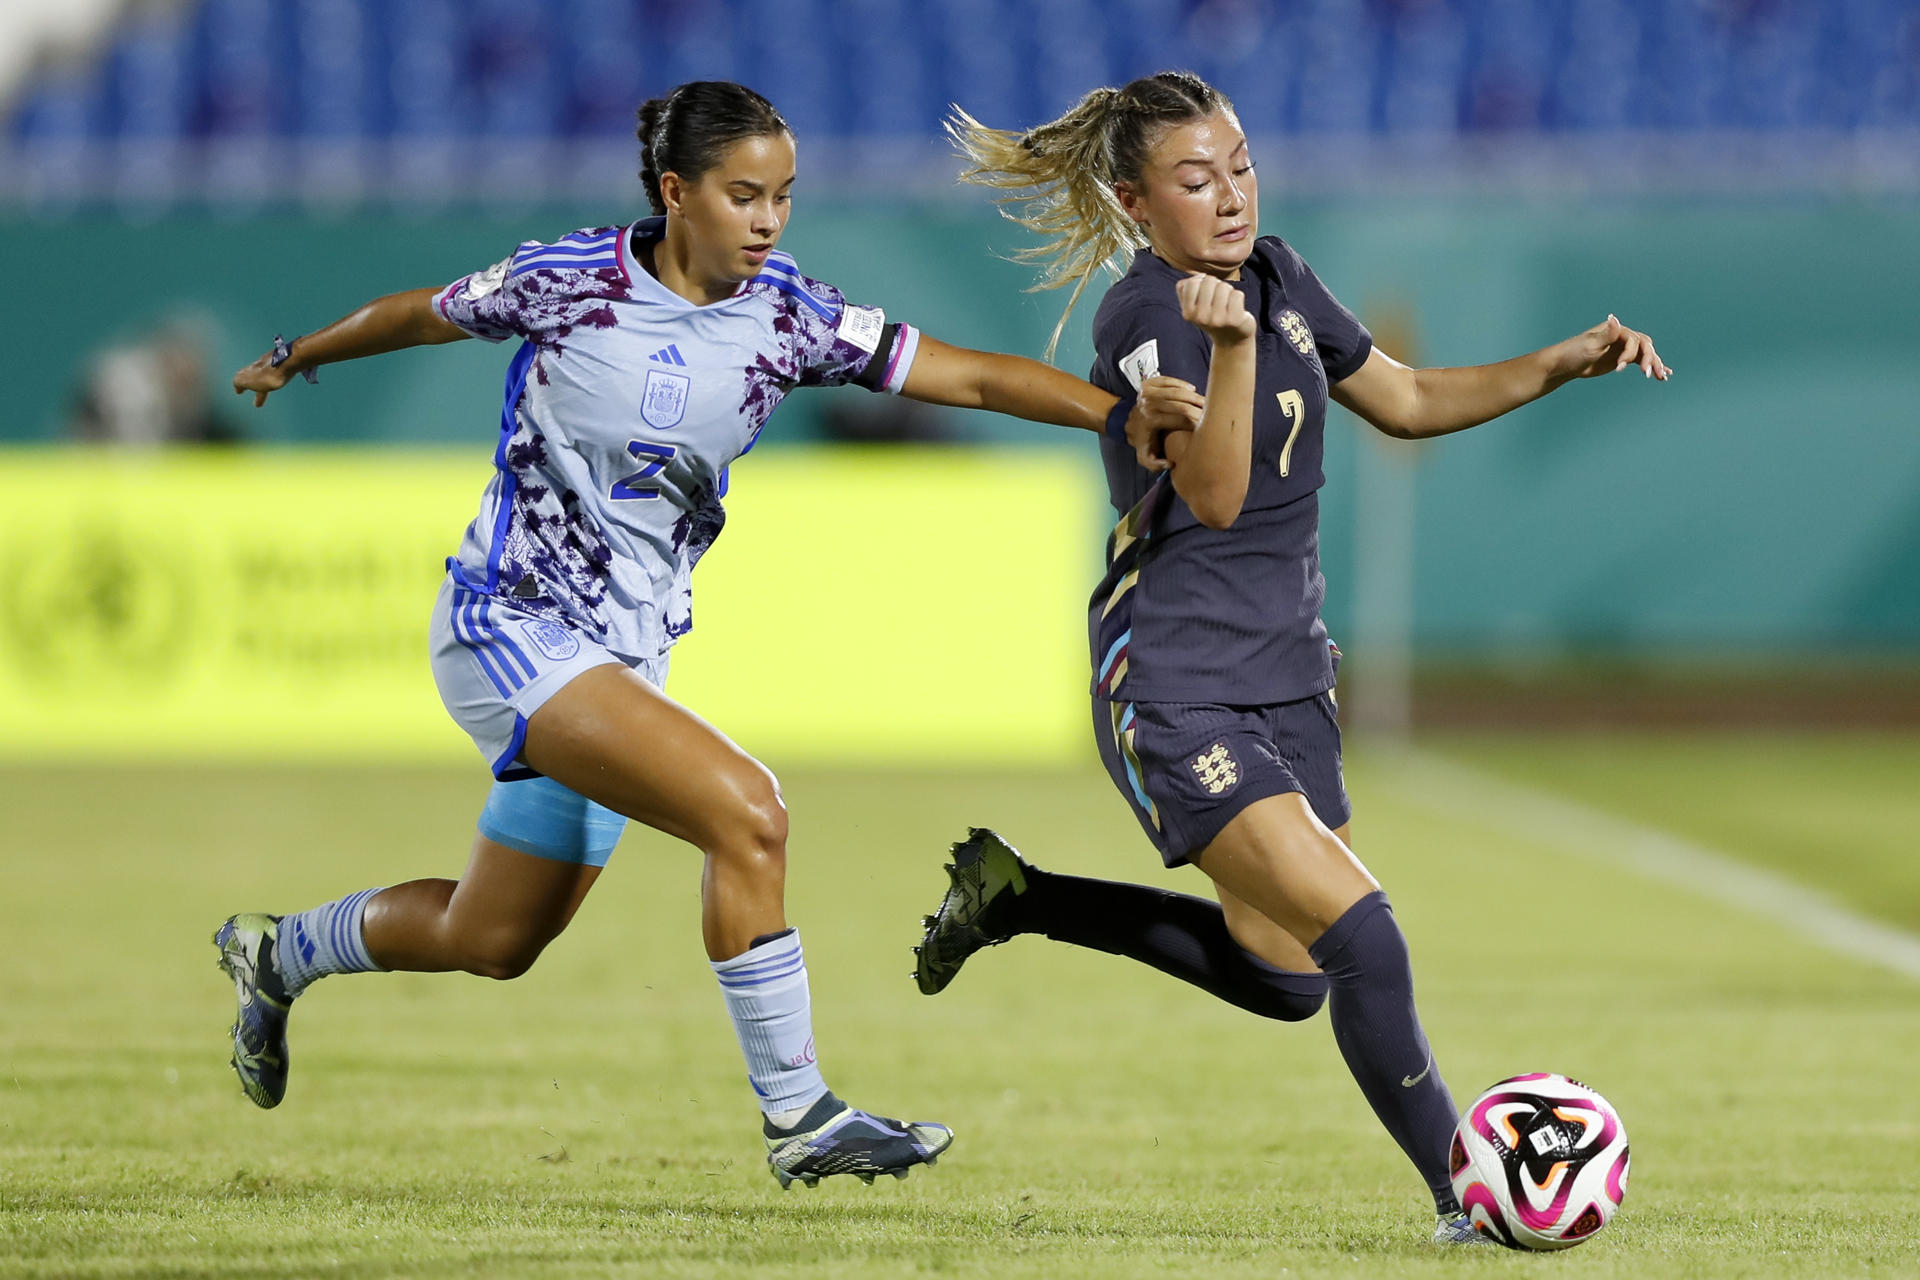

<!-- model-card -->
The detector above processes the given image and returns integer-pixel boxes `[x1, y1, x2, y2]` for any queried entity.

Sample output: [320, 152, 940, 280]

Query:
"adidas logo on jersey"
[648, 344, 688, 366]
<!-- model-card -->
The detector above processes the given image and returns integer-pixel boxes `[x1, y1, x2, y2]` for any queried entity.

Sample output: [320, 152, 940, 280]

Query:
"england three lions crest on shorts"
[1278, 310, 1316, 358]
[642, 369, 690, 430]
[1191, 741, 1240, 795]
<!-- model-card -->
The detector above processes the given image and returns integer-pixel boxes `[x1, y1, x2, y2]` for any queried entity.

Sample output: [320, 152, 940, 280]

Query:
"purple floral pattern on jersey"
[434, 227, 634, 351]
[436, 231, 636, 636]
[735, 274, 876, 448]
[486, 419, 617, 630]
[440, 227, 893, 659]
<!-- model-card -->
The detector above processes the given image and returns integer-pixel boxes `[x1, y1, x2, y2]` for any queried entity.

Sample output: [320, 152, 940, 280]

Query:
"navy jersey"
[1087, 238, 1372, 705]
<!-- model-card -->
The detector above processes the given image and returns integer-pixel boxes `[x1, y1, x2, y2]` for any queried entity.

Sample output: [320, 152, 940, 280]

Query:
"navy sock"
[1009, 870, 1327, 1022]
[1308, 891, 1461, 1216]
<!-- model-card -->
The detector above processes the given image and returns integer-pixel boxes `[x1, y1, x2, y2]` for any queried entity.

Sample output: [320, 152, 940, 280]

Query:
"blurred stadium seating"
[5, 0, 1919, 205]
[1, 1, 1915, 753]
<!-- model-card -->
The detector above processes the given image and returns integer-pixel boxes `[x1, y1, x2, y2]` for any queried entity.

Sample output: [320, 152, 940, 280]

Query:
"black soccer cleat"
[913, 827, 1032, 995]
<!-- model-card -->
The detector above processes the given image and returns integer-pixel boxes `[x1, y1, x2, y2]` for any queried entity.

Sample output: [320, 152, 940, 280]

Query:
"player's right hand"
[1175, 272, 1255, 346]
[1128, 376, 1205, 470]
[232, 352, 294, 407]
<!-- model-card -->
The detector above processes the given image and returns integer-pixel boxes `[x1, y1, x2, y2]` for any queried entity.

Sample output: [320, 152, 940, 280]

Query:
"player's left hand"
[1126, 376, 1205, 471]
[1563, 315, 1672, 381]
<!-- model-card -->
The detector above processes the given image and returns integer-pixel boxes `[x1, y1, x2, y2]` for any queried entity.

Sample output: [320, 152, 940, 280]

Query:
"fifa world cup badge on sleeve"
[641, 369, 690, 430]
[465, 258, 510, 300]
[1119, 339, 1160, 393]
[836, 305, 885, 354]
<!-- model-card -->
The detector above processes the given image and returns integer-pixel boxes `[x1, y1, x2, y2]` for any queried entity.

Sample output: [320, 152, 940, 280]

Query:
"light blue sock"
[711, 928, 829, 1124]
[276, 887, 386, 999]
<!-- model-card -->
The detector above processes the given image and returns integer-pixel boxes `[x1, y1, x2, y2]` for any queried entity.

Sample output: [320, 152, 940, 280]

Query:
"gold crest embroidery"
[1191, 741, 1239, 795]
[1279, 310, 1315, 357]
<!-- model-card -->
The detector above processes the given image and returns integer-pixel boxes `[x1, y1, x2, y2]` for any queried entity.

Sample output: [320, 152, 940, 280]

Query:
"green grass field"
[5, 734, 1920, 1278]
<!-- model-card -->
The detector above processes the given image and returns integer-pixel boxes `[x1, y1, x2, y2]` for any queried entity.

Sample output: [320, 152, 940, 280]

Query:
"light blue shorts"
[430, 577, 671, 866]
[478, 775, 627, 867]
[428, 576, 665, 782]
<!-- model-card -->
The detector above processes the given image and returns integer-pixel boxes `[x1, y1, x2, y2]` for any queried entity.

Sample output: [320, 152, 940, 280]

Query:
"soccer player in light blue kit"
[215, 81, 1181, 1188]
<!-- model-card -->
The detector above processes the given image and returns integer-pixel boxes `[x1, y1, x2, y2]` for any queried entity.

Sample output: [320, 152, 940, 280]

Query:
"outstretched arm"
[1332, 315, 1671, 441]
[897, 333, 1201, 470]
[899, 333, 1118, 431]
[231, 287, 469, 406]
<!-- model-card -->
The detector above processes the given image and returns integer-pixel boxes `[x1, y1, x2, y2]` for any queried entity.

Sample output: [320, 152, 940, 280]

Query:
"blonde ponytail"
[949, 72, 1229, 361]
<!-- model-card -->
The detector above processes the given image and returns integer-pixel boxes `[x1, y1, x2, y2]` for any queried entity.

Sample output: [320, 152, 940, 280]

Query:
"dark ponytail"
[636, 81, 792, 216]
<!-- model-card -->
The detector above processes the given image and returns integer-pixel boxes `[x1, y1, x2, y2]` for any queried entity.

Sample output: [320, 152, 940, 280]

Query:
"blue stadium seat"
[560, 0, 649, 137]
[470, 0, 561, 138]
[1383, 1, 1470, 133]
[386, 0, 469, 137]
[4, 0, 1913, 164]
[1547, 0, 1637, 131]
[292, 0, 381, 138]
[191, 0, 293, 136]
[108, 11, 193, 140]
[9, 60, 108, 144]
[1292, 0, 1380, 133]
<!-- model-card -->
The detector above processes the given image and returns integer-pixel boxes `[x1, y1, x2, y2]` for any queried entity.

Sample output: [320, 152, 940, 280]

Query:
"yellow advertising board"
[0, 448, 1098, 766]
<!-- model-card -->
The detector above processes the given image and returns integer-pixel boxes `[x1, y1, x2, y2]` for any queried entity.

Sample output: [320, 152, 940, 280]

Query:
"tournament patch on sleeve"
[464, 257, 510, 300]
[835, 304, 886, 355]
[1118, 338, 1160, 393]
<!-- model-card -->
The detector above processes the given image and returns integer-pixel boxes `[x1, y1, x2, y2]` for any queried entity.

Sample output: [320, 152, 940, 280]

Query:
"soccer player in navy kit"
[212, 81, 1181, 1190]
[916, 72, 1669, 1242]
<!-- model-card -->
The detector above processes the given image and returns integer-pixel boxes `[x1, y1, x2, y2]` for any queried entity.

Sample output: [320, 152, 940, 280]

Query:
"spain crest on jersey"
[641, 369, 690, 430]
[1278, 309, 1316, 358]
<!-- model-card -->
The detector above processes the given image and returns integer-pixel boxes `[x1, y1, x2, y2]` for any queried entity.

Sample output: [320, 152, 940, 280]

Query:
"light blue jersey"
[433, 217, 921, 665]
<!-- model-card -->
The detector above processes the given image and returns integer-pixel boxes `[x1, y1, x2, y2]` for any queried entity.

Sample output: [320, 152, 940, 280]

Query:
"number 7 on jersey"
[1275, 389, 1305, 477]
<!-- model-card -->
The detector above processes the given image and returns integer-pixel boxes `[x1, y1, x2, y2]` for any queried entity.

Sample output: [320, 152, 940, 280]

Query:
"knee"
[1235, 955, 1330, 1023]
[462, 926, 559, 981]
[705, 767, 789, 873]
[1252, 982, 1328, 1023]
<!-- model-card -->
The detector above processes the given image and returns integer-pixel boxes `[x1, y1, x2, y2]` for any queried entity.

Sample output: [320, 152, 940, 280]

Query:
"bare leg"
[520, 663, 788, 961]
[362, 835, 600, 979]
[1193, 794, 1376, 950]
[1210, 816, 1351, 972]
[504, 663, 957, 1171]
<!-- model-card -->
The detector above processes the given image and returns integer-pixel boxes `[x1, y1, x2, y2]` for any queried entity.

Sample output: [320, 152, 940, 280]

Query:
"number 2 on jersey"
[1275, 389, 1305, 477]
[610, 440, 678, 500]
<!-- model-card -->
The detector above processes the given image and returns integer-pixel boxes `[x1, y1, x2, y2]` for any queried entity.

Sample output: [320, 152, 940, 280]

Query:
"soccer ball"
[1449, 1073, 1630, 1250]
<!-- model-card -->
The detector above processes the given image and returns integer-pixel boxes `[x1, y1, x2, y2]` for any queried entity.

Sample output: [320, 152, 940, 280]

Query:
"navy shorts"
[1093, 691, 1351, 867]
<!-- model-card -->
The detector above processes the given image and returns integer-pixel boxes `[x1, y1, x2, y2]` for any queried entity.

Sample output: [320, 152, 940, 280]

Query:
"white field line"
[1380, 748, 1920, 984]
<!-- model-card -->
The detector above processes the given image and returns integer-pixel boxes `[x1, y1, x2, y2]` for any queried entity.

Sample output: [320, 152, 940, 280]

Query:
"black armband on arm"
[850, 322, 902, 391]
